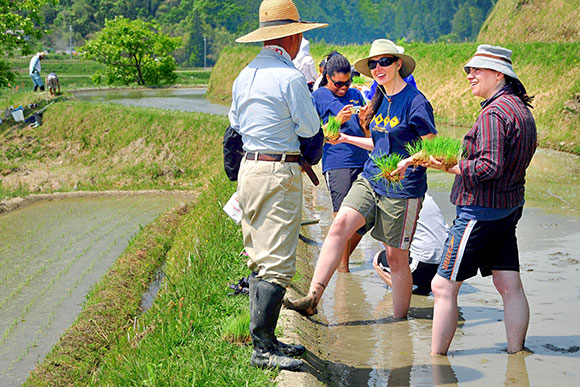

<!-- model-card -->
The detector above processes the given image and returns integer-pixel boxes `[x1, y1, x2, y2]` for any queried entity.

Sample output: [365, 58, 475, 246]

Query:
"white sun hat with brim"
[236, 0, 328, 43]
[464, 44, 518, 79]
[353, 39, 416, 79]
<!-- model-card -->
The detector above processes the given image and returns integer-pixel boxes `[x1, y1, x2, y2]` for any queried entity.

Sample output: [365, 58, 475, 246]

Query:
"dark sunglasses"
[368, 56, 398, 70]
[330, 77, 352, 88]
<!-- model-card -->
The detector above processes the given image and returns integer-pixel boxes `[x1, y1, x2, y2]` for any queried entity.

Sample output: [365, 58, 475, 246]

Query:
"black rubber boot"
[249, 277, 303, 371]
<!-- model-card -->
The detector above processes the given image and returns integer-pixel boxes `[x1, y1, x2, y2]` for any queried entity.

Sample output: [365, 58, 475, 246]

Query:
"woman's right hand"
[336, 105, 353, 124]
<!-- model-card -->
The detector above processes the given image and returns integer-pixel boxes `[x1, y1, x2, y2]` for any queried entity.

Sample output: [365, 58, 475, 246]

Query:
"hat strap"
[260, 18, 300, 27]
[473, 53, 512, 64]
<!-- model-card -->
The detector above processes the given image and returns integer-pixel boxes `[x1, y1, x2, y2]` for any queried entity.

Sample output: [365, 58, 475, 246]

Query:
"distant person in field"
[373, 194, 448, 295]
[46, 73, 60, 97]
[292, 37, 318, 92]
[29, 52, 45, 92]
[395, 44, 537, 355]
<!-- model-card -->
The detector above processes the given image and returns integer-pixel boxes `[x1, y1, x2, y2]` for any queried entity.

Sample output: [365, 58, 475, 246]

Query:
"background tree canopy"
[81, 17, 181, 86]
[37, 0, 495, 67]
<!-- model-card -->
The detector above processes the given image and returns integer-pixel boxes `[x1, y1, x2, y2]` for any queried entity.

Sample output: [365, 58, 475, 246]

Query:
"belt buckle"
[280, 153, 286, 164]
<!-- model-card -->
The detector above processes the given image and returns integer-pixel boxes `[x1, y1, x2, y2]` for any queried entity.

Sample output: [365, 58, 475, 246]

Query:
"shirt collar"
[262, 45, 293, 64]
[480, 84, 511, 109]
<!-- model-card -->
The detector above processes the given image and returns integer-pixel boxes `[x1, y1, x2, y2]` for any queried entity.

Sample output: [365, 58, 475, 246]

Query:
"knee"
[493, 273, 523, 297]
[431, 276, 455, 300]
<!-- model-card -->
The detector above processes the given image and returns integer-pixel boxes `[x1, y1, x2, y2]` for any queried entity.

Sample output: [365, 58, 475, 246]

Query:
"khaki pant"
[238, 157, 302, 288]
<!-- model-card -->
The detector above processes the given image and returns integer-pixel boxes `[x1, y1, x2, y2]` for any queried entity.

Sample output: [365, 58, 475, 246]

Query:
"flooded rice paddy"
[298, 147, 579, 385]
[0, 195, 185, 386]
[73, 87, 230, 116]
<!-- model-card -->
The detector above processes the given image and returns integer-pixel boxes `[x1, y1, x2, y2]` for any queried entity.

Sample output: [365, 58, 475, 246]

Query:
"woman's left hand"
[327, 133, 348, 145]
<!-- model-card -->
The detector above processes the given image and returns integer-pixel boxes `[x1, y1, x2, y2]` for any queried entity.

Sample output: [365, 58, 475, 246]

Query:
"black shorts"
[438, 207, 523, 282]
[324, 167, 364, 212]
[377, 250, 438, 293]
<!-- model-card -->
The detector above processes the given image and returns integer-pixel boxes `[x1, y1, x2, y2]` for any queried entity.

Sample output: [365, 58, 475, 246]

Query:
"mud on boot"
[251, 349, 303, 371]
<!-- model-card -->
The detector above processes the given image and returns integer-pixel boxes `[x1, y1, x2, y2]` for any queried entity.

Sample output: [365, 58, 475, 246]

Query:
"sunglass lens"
[369, 57, 397, 70]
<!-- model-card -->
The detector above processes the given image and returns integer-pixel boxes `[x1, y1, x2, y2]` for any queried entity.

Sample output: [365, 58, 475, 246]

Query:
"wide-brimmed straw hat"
[354, 39, 416, 79]
[464, 44, 518, 79]
[236, 0, 327, 43]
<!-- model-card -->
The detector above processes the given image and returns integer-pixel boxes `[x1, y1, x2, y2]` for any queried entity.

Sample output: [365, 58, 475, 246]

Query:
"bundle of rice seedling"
[405, 136, 464, 170]
[369, 152, 405, 189]
[324, 115, 341, 141]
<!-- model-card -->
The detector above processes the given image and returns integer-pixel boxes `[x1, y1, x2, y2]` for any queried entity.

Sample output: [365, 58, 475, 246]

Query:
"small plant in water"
[369, 152, 404, 189]
[324, 115, 341, 141]
[406, 136, 464, 169]
[223, 311, 251, 345]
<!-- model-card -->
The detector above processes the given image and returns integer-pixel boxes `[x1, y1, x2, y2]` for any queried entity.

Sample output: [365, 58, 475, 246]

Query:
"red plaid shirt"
[451, 86, 537, 208]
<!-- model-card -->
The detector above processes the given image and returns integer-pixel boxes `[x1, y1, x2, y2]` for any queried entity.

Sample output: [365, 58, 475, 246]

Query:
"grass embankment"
[0, 98, 226, 199]
[5, 58, 211, 90]
[479, 0, 580, 43]
[208, 42, 580, 154]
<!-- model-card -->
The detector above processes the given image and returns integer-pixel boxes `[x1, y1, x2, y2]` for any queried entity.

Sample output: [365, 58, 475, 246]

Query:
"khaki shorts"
[341, 175, 423, 249]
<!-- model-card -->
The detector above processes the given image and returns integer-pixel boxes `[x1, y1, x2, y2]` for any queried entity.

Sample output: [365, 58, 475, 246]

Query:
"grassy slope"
[0, 100, 228, 198]
[208, 42, 580, 153]
[479, 0, 580, 43]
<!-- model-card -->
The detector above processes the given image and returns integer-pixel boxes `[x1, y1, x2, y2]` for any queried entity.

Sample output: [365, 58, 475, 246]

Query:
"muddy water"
[299, 147, 579, 385]
[0, 195, 185, 386]
[73, 87, 230, 115]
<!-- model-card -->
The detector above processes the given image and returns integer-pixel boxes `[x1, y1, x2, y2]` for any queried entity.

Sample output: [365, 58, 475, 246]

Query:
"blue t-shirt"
[312, 87, 369, 173]
[361, 84, 437, 198]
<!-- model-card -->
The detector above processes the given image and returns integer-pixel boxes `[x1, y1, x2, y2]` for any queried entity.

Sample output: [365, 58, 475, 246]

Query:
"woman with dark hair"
[396, 44, 537, 355]
[311, 52, 369, 272]
[285, 39, 436, 318]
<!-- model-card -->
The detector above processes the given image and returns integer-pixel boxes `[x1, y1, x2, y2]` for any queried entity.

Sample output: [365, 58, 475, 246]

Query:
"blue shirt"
[312, 87, 368, 173]
[361, 84, 437, 198]
[364, 76, 417, 101]
[228, 46, 320, 153]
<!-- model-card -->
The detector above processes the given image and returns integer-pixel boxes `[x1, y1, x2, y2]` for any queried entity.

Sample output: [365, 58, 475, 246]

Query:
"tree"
[81, 16, 181, 86]
[0, 0, 51, 87]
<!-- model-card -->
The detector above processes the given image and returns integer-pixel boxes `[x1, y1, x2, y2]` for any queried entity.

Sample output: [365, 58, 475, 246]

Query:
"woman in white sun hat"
[285, 39, 437, 320]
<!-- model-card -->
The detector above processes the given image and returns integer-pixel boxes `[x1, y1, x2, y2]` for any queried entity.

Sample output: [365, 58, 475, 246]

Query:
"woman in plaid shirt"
[398, 44, 537, 355]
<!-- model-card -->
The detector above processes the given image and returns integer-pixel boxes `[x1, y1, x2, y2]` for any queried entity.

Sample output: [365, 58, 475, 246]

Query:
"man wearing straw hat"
[229, 0, 327, 371]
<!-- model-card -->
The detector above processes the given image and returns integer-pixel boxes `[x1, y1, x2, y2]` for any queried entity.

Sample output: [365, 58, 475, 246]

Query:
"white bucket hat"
[464, 44, 518, 79]
[353, 39, 416, 79]
[236, 0, 327, 43]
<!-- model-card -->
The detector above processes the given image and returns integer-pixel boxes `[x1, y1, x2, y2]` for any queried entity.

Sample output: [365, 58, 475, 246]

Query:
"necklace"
[378, 79, 396, 121]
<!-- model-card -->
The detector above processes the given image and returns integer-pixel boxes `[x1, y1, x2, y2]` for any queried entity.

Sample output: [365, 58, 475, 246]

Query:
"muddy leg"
[284, 207, 365, 315]
[492, 270, 529, 353]
[431, 274, 462, 355]
[384, 245, 412, 318]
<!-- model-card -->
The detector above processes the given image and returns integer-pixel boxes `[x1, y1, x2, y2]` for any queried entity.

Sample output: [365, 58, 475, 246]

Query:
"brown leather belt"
[244, 152, 319, 186]
[245, 153, 301, 162]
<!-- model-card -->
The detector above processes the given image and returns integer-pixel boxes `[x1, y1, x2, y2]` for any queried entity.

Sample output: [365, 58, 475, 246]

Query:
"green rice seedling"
[406, 136, 464, 170]
[324, 115, 341, 141]
[369, 152, 405, 189]
[223, 311, 251, 345]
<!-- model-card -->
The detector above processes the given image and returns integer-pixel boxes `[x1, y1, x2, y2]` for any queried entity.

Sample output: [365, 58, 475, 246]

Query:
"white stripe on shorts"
[400, 198, 421, 249]
[451, 219, 477, 281]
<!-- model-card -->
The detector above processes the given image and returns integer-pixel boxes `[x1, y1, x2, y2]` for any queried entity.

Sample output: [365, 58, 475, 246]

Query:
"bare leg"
[372, 250, 393, 288]
[492, 270, 529, 353]
[385, 244, 412, 318]
[284, 206, 365, 315]
[338, 231, 363, 273]
[431, 274, 462, 355]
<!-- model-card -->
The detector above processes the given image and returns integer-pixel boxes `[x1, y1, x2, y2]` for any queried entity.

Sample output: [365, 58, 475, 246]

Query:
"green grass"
[406, 136, 464, 168]
[369, 152, 404, 189]
[324, 115, 341, 141]
[0, 100, 229, 199]
[88, 176, 275, 386]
